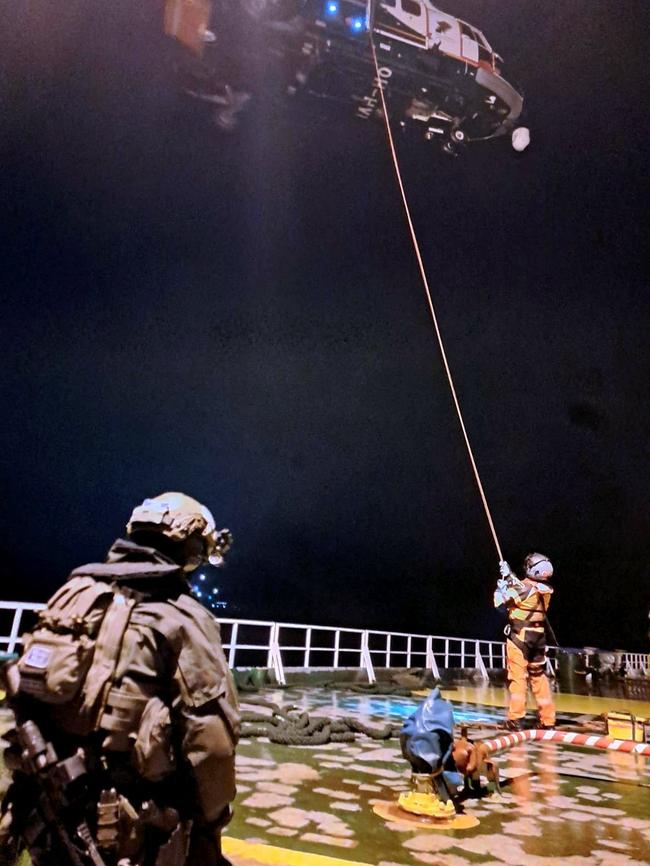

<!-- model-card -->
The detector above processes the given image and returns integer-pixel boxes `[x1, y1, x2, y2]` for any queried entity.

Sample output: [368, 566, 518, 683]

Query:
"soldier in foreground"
[493, 552, 556, 731]
[0, 492, 239, 866]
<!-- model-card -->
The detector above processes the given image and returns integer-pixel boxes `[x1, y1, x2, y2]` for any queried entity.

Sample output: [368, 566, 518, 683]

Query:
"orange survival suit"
[494, 553, 556, 728]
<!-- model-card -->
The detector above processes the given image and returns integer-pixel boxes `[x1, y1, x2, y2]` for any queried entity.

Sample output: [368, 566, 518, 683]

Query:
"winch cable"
[368, 33, 503, 564]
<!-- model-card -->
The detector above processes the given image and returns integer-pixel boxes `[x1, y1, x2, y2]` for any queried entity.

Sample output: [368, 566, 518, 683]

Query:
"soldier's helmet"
[524, 552, 553, 581]
[126, 492, 232, 570]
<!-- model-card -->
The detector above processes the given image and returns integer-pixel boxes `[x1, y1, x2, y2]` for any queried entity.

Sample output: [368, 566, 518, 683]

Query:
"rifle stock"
[13, 720, 106, 866]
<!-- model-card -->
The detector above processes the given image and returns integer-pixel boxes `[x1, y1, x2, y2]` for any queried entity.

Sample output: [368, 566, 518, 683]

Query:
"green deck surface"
[227, 687, 650, 865]
[2, 685, 650, 865]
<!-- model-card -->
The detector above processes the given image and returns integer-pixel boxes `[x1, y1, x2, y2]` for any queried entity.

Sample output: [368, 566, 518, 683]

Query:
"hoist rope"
[368, 33, 503, 563]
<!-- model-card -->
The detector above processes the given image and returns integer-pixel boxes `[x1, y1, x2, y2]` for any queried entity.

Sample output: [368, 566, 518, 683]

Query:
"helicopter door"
[428, 11, 461, 56]
[459, 20, 479, 64]
[372, 0, 428, 48]
[396, 0, 428, 45]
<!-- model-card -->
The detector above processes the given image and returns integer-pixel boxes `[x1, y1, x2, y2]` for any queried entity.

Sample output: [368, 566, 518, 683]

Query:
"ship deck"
[224, 685, 650, 866]
[1, 684, 649, 865]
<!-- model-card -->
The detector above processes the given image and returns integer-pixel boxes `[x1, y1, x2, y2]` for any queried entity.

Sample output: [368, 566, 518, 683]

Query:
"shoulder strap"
[43, 576, 114, 625]
[80, 589, 137, 721]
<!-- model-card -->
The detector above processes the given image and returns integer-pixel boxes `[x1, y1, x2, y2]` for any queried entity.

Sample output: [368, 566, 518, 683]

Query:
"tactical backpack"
[14, 575, 138, 736]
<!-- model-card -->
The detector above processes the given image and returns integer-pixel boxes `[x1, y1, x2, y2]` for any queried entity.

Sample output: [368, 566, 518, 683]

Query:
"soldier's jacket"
[16, 539, 240, 825]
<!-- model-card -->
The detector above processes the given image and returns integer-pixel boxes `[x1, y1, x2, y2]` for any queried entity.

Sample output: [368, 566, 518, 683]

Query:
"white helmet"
[524, 552, 553, 580]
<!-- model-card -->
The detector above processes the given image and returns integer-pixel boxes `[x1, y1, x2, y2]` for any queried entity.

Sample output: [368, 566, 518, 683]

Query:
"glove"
[499, 560, 511, 578]
[493, 580, 508, 607]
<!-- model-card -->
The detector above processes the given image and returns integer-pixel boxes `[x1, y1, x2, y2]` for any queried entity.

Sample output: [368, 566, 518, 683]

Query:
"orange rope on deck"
[368, 30, 503, 562]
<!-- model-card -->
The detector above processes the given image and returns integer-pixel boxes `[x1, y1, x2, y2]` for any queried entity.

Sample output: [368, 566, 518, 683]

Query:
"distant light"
[212, 588, 219, 594]
[199, 573, 206, 581]
[349, 16, 365, 32]
[325, 1, 338, 14]
[195, 590, 202, 598]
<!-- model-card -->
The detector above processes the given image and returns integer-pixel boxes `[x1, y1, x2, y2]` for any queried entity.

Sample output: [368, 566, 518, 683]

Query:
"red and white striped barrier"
[483, 728, 650, 757]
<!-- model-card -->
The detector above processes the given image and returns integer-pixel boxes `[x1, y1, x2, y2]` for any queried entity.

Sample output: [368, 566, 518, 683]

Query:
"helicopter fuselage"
[173, 0, 526, 152]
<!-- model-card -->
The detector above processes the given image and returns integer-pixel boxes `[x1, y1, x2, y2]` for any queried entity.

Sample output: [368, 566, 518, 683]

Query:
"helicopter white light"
[512, 127, 531, 152]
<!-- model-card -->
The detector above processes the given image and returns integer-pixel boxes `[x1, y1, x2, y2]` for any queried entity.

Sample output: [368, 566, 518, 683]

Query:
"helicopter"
[167, 0, 530, 155]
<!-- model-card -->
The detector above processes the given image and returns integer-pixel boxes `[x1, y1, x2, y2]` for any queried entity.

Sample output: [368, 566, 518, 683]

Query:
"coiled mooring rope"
[240, 701, 401, 745]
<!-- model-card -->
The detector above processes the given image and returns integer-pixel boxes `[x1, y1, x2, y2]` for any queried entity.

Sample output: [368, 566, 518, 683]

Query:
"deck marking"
[482, 727, 650, 757]
[222, 837, 374, 866]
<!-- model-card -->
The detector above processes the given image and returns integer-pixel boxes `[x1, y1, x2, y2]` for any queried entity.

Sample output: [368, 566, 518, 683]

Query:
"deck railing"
[0, 601, 46, 655]
[1, 601, 646, 687]
[204, 619, 510, 685]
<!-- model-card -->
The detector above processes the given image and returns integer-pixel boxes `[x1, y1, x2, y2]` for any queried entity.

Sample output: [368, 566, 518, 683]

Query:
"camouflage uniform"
[1, 495, 239, 866]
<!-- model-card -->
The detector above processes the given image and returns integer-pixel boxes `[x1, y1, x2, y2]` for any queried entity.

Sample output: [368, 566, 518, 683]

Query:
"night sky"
[1, 0, 648, 650]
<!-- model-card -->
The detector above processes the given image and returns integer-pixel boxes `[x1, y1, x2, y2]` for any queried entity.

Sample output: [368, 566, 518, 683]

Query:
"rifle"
[9, 719, 107, 866]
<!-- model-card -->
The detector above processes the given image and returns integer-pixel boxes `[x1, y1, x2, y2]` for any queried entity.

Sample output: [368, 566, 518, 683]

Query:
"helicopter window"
[478, 45, 492, 65]
[400, 0, 422, 16]
[474, 30, 490, 48]
[459, 22, 475, 40]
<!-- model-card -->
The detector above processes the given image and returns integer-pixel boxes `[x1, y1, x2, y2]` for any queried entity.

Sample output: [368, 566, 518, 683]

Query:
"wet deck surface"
[2, 685, 650, 865]
[225, 686, 650, 866]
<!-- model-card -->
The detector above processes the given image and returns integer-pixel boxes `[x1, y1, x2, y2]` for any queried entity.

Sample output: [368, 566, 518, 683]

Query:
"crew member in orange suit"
[494, 552, 556, 731]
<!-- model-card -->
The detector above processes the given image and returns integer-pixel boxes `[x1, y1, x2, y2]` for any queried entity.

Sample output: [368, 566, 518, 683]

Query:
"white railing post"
[444, 638, 449, 668]
[270, 622, 286, 686]
[406, 635, 412, 668]
[227, 622, 239, 669]
[385, 633, 391, 668]
[8, 608, 23, 655]
[266, 624, 275, 671]
[426, 636, 440, 680]
[304, 627, 312, 668]
[333, 629, 340, 669]
[475, 641, 489, 681]
[361, 631, 376, 684]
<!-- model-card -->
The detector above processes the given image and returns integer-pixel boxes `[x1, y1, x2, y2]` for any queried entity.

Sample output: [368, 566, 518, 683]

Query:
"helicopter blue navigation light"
[325, 1, 339, 15]
[349, 15, 365, 32]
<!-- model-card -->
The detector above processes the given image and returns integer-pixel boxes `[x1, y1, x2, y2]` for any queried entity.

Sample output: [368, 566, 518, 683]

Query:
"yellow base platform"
[373, 800, 480, 830]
